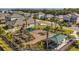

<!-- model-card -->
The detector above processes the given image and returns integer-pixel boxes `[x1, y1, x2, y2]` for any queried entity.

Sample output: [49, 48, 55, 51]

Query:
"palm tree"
[6, 32, 13, 41]
[20, 24, 25, 33]
[55, 18, 63, 31]
[58, 22, 63, 31]
[50, 17, 54, 27]
[52, 16, 58, 31]
[33, 14, 37, 28]
[43, 26, 50, 50]
[24, 14, 29, 28]
[54, 17, 61, 30]
[0, 27, 5, 35]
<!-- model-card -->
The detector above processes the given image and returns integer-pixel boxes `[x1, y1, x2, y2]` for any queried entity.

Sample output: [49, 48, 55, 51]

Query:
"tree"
[6, 32, 13, 41]
[43, 26, 50, 50]
[0, 27, 5, 35]
[57, 21, 63, 31]
[54, 17, 63, 31]
[24, 14, 29, 28]
[50, 17, 54, 27]
[52, 16, 58, 30]
[76, 23, 79, 27]
[33, 14, 37, 28]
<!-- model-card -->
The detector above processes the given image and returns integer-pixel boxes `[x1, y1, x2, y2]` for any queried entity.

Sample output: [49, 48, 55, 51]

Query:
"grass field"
[32, 25, 47, 29]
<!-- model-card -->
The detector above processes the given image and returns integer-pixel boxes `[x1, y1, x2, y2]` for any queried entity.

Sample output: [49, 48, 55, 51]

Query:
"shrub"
[62, 28, 74, 35]
[6, 32, 13, 41]
[0, 27, 5, 35]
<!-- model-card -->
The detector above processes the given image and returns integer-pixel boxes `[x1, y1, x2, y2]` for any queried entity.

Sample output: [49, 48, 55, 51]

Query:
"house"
[63, 14, 78, 27]
[46, 34, 67, 49]
[24, 13, 31, 17]
[58, 15, 63, 19]
[58, 15, 64, 22]
[1, 10, 13, 14]
[70, 14, 78, 22]
[16, 11, 24, 15]
[37, 12, 47, 20]
[76, 17, 79, 24]
[0, 14, 5, 24]
[46, 14, 53, 20]
[1, 10, 6, 13]
[74, 14, 79, 24]
[49, 34, 67, 45]
[63, 13, 78, 22]
[63, 15, 71, 22]
[5, 14, 25, 28]
[0, 13, 10, 24]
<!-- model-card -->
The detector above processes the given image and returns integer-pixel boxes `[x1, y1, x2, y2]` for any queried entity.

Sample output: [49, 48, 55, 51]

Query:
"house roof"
[6, 14, 25, 26]
[63, 15, 71, 21]
[14, 18, 25, 26]
[38, 12, 45, 15]
[46, 14, 54, 18]
[11, 14, 25, 19]
[0, 13, 10, 20]
[49, 34, 66, 44]
[76, 17, 79, 23]
[0, 14, 5, 20]
[58, 15, 63, 18]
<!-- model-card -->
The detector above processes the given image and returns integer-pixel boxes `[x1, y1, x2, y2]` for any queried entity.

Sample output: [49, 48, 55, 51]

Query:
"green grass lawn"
[0, 38, 13, 51]
[62, 27, 74, 35]
[76, 40, 79, 44]
[30, 25, 74, 35]
[69, 40, 79, 51]
[38, 19, 50, 22]
[32, 25, 47, 29]
[69, 47, 79, 51]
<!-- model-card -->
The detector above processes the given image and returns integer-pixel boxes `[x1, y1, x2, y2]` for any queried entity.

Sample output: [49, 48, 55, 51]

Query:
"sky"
[0, 8, 64, 10]
[0, 0, 79, 8]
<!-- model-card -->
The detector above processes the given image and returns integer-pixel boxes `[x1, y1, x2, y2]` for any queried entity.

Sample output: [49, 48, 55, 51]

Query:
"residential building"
[48, 34, 67, 49]
[0, 14, 5, 24]
[49, 34, 67, 45]
[5, 14, 25, 28]
[46, 14, 53, 20]
[63, 15, 71, 22]
[37, 12, 47, 20]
